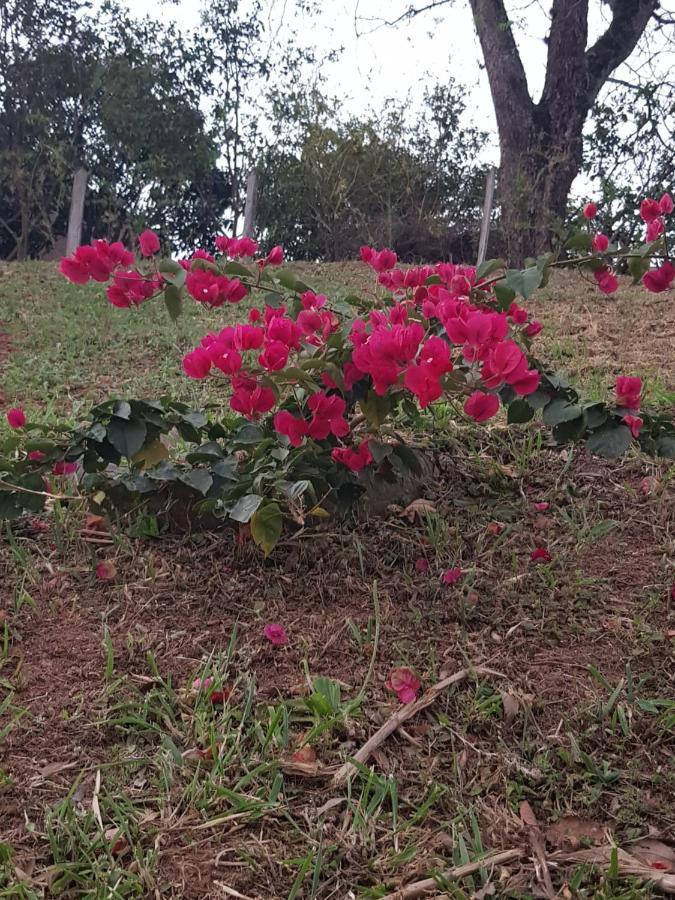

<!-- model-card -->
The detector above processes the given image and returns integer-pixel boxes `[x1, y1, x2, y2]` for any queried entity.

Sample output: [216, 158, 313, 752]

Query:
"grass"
[0, 262, 674, 897]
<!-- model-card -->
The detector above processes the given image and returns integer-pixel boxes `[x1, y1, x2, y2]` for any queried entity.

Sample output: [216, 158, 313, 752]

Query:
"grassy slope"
[0, 262, 674, 899]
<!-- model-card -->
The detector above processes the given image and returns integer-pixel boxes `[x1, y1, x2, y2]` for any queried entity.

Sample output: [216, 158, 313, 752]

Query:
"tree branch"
[585, 0, 660, 107]
[468, 0, 533, 146]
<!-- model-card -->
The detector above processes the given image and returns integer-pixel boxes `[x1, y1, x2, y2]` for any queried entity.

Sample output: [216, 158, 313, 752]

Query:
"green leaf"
[112, 400, 131, 420]
[158, 260, 186, 289]
[107, 418, 147, 459]
[212, 457, 238, 480]
[543, 399, 583, 427]
[391, 444, 423, 476]
[359, 391, 391, 427]
[564, 232, 593, 252]
[552, 417, 587, 443]
[492, 281, 516, 310]
[369, 441, 393, 465]
[222, 260, 254, 278]
[179, 469, 213, 495]
[185, 441, 224, 462]
[504, 265, 543, 300]
[475, 258, 505, 280]
[276, 269, 298, 291]
[507, 399, 534, 424]
[586, 423, 632, 459]
[627, 255, 649, 284]
[655, 435, 675, 459]
[164, 285, 183, 321]
[583, 403, 609, 430]
[229, 493, 263, 523]
[250, 503, 283, 557]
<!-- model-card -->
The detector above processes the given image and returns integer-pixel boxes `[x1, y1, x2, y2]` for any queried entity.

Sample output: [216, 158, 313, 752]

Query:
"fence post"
[66, 167, 88, 255]
[243, 168, 258, 238]
[477, 166, 496, 266]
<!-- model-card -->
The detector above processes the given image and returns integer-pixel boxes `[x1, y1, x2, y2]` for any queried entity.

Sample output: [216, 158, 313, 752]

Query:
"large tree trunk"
[468, 0, 658, 266]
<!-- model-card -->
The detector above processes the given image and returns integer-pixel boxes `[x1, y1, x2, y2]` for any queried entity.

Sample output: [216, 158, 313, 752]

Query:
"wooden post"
[477, 166, 496, 266]
[66, 167, 88, 255]
[242, 167, 258, 238]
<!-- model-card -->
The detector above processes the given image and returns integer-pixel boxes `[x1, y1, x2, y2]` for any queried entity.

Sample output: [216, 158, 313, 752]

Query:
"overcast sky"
[131, 0, 666, 192]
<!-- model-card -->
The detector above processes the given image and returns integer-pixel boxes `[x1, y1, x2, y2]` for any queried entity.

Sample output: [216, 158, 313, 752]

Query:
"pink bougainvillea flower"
[534, 502, 550, 511]
[262, 245, 284, 267]
[525, 320, 543, 337]
[191, 676, 214, 693]
[6, 407, 26, 429]
[530, 547, 552, 563]
[138, 229, 160, 257]
[464, 391, 500, 422]
[60, 240, 134, 284]
[28, 450, 46, 462]
[186, 269, 247, 306]
[646, 217, 665, 242]
[95, 560, 117, 580]
[442, 567, 463, 585]
[331, 440, 373, 472]
[215, 235, 258, 258]
[615, 376, 642, 410]
[591, 233, 609, 252]
[229, 377, 276, 420]
[622, 414, 643, 438]
[274, 410, 309, 447]
[259, 339, 290, 371]
[582, 202, 597, 220]
[659, 192, 674, 215]
[643, 261, 675, 293]
[415, 557, 430, 573]
[508, 302, 528, 324]
[594, 266, 619, 294]
[385, 667, 421, 704]
[360, 245, 398, 272]
[639, 197, 662, 223]
[307, 391, 349, 440]
[52, 460, 77, 476]
[263, 623, 288, 646]
[106, 270, 160, 308]
[182, 346, 212, 379]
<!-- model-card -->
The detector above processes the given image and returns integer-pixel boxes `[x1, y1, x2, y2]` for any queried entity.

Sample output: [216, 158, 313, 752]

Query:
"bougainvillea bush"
[2, 201, 674, 554]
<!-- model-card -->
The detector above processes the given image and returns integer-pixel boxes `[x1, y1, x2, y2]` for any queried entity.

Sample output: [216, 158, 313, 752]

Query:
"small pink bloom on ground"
[6, 407, 26, 429]
[264, 623, 288, 646]
[534, 502, 550, 511]
[210, 688, 232, 704]
[442, 567, 463, 585]
[385, 666, 421, 704]
[28, 450, 46, 461]
[192, 677, 214, 693]
[530, 547, 552, 563]
[415, 557, 429, 573]
[95, 560, 117, 580]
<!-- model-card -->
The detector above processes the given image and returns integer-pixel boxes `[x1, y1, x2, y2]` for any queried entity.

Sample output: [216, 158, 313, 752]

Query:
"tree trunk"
[468, 0, 658, 266]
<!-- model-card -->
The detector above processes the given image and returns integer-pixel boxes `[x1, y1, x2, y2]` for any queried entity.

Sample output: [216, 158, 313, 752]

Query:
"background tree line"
[1, 0, 673, 263]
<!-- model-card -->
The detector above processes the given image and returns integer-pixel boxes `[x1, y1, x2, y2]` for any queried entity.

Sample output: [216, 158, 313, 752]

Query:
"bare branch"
[585, 0, 660, 106]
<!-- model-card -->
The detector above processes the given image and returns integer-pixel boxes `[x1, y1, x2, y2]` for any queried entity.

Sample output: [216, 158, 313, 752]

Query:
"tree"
[256, 84, 487, 260]
[364, 1, 667, 264]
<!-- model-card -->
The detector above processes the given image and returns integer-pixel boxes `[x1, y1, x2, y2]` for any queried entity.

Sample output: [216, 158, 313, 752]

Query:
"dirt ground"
[0, 266, 674, 898]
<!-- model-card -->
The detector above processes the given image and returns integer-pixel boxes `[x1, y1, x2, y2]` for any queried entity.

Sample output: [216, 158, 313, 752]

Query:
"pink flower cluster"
[581, 195, 674, 295]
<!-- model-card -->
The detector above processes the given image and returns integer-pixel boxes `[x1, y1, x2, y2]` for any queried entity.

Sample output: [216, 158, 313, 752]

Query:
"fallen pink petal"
[264, 623, 289, 646]
[534, 501, 550, 511]
[415, 557, 430, 573]
[530, 547, 552, 563]
[385, 666, 421, 704]
[442, 567, 463, 585]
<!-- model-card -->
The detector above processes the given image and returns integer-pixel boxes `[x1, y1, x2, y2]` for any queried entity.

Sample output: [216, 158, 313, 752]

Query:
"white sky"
[130, 0, 664, 193]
